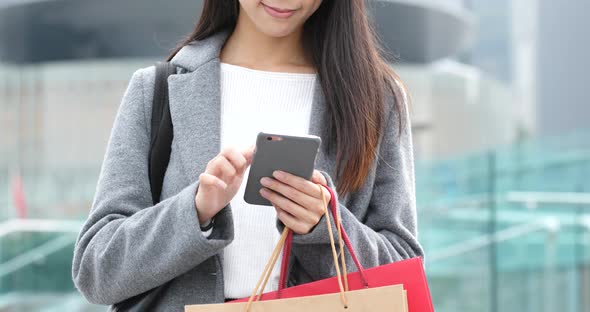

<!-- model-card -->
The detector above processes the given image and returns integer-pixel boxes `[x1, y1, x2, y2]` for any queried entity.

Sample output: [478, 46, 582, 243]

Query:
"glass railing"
[0, 219, 104, 311]
[417, 129, 590, 312]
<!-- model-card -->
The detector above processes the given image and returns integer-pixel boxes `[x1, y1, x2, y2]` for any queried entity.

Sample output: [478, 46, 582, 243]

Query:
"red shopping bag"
[229, 184, 434, 312]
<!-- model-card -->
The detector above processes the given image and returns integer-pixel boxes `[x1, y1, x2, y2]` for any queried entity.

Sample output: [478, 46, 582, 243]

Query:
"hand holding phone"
[243, 132, 331, 234]
[244, 132, 321, 206]
[261, 169, 332, 234]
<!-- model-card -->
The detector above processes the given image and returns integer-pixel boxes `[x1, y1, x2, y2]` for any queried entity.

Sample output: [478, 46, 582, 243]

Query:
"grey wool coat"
[72, 30, 424, 311]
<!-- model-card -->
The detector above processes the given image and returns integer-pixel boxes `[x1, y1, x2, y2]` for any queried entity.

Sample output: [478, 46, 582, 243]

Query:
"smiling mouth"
[261, 2, 297, 19]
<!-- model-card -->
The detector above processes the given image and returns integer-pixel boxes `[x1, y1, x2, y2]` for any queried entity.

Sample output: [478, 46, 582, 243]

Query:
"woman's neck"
[220, 10, 315, 74]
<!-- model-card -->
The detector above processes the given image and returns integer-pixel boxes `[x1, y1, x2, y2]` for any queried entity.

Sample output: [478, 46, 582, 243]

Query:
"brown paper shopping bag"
[186, 184, 409, 312]
[186, 285, 407, 312]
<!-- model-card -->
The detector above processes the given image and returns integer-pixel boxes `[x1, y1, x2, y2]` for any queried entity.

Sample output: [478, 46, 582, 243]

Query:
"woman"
[72, 0, 424, 310]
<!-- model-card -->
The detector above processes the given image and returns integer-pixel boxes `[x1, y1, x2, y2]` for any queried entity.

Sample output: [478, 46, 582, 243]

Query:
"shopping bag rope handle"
[245, 184, 349, 311]
[278, 183, 369, 292]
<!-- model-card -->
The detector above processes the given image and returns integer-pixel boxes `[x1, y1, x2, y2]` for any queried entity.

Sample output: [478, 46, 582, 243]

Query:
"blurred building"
[462, 0, 539, 141]
[536, 0, 590, 136]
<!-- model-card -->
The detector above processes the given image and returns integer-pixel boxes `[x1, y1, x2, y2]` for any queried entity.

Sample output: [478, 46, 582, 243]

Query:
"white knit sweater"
[218, 62, 317, 299]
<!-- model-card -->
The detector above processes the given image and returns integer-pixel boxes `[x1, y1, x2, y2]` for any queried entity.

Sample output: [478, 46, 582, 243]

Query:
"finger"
[311, 175, 331, 205]
[311, 170, 327, 185]
[208, 156, 237, 182]
[260, 177, 316, 209]
[318, 185, 332, 206]
[242, 144, 256, 165]
[199, 172, 227, 189]
[272, 170, 323, 198]
[261, 188, 318, 225]
[275, 206, 308, 234]
[220, 146, 248, 173]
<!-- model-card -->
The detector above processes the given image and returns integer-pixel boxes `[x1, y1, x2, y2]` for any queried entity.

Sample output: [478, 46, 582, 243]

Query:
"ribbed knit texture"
[219, 62, 317, 299]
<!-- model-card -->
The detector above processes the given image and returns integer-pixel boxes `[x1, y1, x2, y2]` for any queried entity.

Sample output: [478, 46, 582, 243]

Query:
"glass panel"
[417, 130, 590, 312]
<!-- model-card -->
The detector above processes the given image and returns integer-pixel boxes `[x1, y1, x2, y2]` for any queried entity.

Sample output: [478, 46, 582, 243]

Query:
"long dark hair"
[167, 0, 407, 197]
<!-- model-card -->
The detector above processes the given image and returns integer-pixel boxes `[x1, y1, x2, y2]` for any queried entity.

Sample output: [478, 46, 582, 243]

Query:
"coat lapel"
[168, 60, 222, 184]
[166, 30, 336, 185]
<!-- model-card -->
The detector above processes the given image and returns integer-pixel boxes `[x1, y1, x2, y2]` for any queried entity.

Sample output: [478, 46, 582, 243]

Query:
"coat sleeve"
[279, 93, 424, 283]
[71, 67, 234, 305]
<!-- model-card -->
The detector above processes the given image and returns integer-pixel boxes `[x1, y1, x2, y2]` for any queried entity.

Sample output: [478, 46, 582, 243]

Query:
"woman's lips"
[262, 3, 297, 19]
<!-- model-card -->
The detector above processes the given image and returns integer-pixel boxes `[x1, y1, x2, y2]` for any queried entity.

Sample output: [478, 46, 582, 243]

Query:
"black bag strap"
[148, 62, 177, 204]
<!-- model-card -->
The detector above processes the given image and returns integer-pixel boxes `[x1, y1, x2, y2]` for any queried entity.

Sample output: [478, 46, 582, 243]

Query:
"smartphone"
[244, 132, 321, 206]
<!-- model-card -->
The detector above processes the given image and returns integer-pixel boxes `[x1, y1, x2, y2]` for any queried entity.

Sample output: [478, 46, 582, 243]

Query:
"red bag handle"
[278, 183, 369, 292]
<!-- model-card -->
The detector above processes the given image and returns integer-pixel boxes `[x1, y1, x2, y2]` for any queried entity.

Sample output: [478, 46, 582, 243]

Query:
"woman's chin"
[253, 21, 301, 38]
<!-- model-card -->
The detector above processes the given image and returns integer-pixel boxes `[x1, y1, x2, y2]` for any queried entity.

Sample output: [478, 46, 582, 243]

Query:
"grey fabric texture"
[72, 29, 424, 311]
